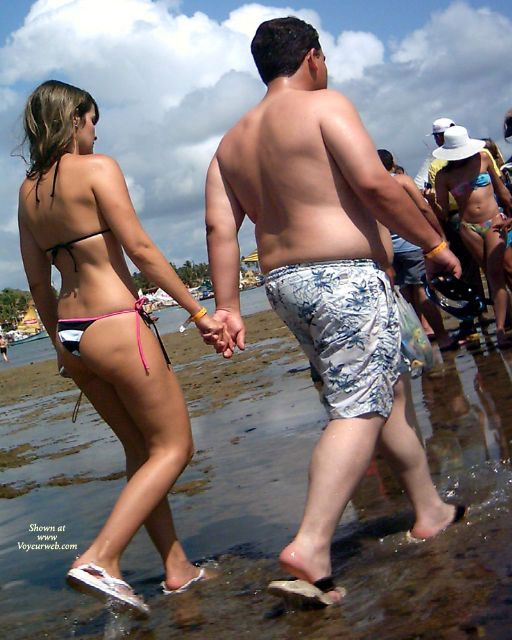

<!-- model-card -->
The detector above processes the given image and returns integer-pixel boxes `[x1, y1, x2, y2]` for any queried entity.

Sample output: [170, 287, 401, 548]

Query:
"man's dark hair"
[251, 17, 321, 85]
[377, 149, 394, 171]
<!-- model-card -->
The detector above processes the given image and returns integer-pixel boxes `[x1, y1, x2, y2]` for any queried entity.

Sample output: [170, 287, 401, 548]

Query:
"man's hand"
[424, 245, 462, 280]
[211, 309, 245, 359]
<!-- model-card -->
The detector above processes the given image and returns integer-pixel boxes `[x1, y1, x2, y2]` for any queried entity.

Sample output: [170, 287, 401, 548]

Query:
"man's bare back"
[216, 88, 392, 273]
[209, 66, 458, 280]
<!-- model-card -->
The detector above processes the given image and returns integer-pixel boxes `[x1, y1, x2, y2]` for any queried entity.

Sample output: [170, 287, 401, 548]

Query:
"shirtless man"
[205, 17, 463, 606]
[0, 335, 8, 362]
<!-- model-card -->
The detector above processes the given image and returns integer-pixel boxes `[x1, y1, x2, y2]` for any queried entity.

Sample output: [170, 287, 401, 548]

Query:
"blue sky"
[2, 0, 510, 53]
[1, 1, 511, 288]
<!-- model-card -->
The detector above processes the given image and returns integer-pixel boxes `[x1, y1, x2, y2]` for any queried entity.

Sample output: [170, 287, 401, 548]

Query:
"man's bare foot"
[278, 540, 343, 604]
[408, 504, 466, 540]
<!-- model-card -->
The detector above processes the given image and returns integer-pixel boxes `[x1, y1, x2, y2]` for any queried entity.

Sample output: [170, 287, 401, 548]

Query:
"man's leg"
[279, 413, 384, 601]
[279, 377, 457, 598]
[378, 376, 456, 538]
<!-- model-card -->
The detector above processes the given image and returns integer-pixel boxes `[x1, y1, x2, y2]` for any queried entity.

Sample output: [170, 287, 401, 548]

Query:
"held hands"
[209, 308, 245, 359]
[195, 312, 234, 355]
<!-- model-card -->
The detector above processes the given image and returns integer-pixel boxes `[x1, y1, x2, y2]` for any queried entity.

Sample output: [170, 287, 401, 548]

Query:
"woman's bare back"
[19, 153, 139, 317]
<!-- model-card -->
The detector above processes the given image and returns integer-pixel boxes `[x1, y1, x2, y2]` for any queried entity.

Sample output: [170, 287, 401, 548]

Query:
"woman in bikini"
[18, 80, 232, 616]
[435, 126, 512, 348]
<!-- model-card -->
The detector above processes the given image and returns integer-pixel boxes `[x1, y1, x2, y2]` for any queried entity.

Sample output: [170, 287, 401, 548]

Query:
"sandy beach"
[2, 307, 512, 639]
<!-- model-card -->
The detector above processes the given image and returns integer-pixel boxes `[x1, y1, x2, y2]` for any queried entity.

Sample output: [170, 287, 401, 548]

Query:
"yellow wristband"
[190, 306, 207, 323]
[178, 307, 208, 333]
[423, 240, 447, 259]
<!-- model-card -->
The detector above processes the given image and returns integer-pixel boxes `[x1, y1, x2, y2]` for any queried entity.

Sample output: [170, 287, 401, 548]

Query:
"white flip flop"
[160, 567, 206, 595]
[66, 562, 150, 618]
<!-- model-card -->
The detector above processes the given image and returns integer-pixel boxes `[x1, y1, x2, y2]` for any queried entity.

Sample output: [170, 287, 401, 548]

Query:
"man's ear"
[306, 48, 319, 72]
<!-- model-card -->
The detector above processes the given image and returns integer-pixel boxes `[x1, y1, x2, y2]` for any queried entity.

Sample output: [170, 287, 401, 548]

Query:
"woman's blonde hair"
[22, 80, 99, 180]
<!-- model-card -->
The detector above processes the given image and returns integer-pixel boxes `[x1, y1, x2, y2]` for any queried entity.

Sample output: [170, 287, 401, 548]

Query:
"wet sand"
[1, 310, 512, 639]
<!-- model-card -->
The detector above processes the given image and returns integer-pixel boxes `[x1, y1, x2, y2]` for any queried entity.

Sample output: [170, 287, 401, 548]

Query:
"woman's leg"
[484, 227, 510, 342]
[412, 285, 453, 347]
[60, 350, 201, 588]
[57, 313, 199, 583]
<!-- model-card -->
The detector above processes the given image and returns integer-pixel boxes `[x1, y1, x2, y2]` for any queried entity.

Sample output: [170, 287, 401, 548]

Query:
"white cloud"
[349, 1, 512, 175]
[0, 0, 511, 290]
[326, 31, 384, 83]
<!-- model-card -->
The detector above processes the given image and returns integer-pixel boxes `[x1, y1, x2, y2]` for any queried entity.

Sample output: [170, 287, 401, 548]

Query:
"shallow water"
[1, 319, 512, 639]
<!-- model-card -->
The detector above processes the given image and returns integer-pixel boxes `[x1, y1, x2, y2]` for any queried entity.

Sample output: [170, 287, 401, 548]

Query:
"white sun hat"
[426, 117, 455, 136]
[432, 126, 485, 161]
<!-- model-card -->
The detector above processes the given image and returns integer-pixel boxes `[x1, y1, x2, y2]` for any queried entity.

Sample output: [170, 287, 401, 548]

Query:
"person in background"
[435, 126, 512, 349]
[501, 111, 512, 191]
[18, 80, 230, 616]
[482, 138, 505, 175]
[423, 118, 494, 342]
[377, 149, 456, 350]
[0, 334, 9, 362]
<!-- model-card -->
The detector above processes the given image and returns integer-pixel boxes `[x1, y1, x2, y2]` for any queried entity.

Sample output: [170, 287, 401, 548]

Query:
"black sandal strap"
[453, 504, 466, 523]
[313, 576, 336, 593]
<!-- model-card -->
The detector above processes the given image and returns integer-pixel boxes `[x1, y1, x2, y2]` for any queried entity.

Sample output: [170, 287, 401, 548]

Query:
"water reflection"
[1, 330, 512, 639]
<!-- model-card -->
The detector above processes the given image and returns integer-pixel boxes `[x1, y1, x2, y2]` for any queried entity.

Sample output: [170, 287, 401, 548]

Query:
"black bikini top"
[45, 229, 112, 272]
[40, 156, 111, 272]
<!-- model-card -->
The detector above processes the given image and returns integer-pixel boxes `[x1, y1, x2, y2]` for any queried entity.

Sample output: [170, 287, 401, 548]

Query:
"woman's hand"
[195, 313, 234, 355]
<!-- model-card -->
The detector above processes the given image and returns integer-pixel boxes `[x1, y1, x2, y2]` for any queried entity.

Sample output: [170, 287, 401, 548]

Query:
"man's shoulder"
[217, 110, 253, 156]
[307, 88, 352, 109]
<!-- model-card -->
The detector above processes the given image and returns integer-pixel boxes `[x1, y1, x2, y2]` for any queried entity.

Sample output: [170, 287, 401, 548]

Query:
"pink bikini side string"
[58, 297, 171, 373]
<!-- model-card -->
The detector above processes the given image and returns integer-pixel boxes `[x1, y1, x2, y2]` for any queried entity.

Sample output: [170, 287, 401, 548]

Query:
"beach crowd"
[12, 14, 512, 618]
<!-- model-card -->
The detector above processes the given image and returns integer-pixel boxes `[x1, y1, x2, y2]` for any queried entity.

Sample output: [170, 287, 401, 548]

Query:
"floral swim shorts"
[265, 259, 401, 420]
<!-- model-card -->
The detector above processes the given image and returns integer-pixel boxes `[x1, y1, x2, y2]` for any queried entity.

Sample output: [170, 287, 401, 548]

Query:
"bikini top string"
[35, 156, 62, 205]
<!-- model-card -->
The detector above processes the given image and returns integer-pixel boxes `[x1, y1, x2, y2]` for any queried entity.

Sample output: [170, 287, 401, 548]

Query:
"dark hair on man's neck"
[251, 16, 321, 85]
[377, 149, 394, 171]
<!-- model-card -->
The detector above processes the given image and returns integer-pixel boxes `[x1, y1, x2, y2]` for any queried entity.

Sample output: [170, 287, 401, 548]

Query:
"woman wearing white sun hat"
[434, 126, 512, 349]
